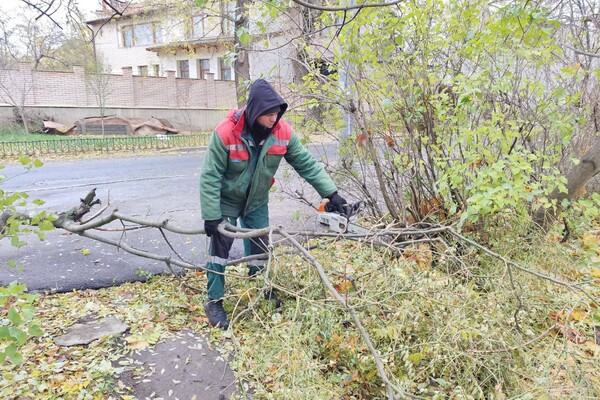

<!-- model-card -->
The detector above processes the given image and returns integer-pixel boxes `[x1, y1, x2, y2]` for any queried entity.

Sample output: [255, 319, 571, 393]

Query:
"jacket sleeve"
[284, 132, 337, 198]
[200, 132, 228, 220]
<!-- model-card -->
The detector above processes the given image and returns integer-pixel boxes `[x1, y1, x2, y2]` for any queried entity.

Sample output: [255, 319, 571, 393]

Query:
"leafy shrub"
[1, 155, 54, 365]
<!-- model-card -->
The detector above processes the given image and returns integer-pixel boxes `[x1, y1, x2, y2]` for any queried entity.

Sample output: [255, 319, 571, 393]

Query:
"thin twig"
[468, 323, 558, 354]
[446, 228, 599, 307]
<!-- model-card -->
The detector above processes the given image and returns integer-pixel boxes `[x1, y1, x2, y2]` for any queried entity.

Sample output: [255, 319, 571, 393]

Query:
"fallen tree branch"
[6, 188, 598, 399]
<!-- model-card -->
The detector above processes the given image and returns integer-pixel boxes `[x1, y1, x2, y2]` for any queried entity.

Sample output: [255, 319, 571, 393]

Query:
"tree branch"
[565, 44, 600, 58]
[290, 0, 405, 12]
[21, 0, 62, 29]
[5, 188, 598, 399]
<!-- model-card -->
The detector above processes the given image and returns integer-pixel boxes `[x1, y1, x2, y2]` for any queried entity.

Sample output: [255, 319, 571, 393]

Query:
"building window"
[221, 3, 235, 35]
[189, 15, 205, 38]
[197, 59, 210, 79]
[123, 26, 134, 47]
[219, 58, 232, 81]
[138, 65, 148, 76]
[152, 64, 160, 76]
[178, 60, 189, 78]
[122, 23, 162, 47]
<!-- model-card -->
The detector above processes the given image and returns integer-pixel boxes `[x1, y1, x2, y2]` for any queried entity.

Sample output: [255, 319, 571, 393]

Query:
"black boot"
[264, 289, 281, 309]
[248, 265, 265, 277]
[204, 299, 230, 329]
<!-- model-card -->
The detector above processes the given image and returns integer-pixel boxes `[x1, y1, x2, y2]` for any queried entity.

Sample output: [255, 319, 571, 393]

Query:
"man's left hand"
[327, 192, 351, 217]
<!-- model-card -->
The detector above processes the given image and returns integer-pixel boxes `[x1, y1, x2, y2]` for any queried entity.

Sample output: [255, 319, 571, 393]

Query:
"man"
[200, 79, 350, 329]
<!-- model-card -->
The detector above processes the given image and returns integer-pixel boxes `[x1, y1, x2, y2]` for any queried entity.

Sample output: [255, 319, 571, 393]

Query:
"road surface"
[0, 147, 334, 293]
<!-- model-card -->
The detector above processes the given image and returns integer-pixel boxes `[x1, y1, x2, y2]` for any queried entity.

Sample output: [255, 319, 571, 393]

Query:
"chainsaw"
[316, 200, 371, 234]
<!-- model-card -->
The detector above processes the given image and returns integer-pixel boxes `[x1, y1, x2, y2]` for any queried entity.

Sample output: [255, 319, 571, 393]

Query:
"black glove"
[204, 218, 223, 237]
[327, 192, 350, 217]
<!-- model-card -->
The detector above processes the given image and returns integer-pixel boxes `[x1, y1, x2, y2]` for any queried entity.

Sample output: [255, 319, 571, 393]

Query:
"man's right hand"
[326, 192, 351, 217]
[204, 218, 224, 237]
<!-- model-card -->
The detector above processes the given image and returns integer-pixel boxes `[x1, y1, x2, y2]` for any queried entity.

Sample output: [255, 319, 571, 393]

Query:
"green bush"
[1, 155, 54, 365]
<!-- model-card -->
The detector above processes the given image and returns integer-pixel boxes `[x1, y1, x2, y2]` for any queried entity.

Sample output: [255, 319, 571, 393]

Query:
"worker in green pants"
[200, 79, 350, 329]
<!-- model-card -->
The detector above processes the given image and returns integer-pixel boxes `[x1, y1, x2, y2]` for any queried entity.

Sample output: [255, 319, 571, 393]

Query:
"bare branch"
[565, 44, 600, 58]
[290, 0, 405, 12]
[21, 0, 62, 29]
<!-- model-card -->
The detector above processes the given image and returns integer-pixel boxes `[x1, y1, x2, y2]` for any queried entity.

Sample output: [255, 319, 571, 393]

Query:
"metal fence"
[0, 134, 210, 158]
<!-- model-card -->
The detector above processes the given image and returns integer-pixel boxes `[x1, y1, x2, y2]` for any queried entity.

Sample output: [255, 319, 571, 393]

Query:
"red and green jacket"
[200, 109, 337, 220]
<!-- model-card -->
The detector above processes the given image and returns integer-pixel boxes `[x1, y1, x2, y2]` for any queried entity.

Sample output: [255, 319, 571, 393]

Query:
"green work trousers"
[206, 204, 269, 300]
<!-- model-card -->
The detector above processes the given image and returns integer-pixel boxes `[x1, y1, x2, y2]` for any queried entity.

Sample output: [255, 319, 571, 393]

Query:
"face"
[256, 112, 278, 128]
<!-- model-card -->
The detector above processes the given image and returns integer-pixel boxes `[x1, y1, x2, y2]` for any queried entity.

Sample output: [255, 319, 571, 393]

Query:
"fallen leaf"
[554, 325, 586, 344]
[334, 280, 353, 294]
[125, 336, 150, 350]
[582, 233, 599, 248]
[569, 308, 588, 322]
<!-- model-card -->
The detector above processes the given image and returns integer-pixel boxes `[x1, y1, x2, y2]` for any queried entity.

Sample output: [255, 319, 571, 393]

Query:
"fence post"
[205, 73, 216, 108]
[167, 70, 177, 108]
[73, 65, 88, 106]
[122, 67, 135, 107]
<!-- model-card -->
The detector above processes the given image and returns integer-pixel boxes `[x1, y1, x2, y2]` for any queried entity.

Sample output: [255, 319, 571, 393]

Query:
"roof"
[85, 2, 154, 25]
[146, 35, 235, 52]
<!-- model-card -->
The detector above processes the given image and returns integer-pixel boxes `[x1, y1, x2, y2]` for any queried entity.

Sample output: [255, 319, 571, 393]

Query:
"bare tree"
[0, 5, 75, 70]
[233, 0, 251, 107]
[84, 61, 113, 136]
[0, 64, 35, 133]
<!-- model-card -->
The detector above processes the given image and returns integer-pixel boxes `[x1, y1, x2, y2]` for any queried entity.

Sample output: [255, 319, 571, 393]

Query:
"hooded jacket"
[200, 79, 337, 220]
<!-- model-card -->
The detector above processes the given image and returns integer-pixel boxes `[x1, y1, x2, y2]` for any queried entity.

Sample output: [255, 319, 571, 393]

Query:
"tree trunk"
[534, 139, 600, 229]
[234, 0, 251, 108]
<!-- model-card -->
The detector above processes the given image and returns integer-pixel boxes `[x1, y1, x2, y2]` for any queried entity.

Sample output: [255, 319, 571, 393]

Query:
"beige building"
[86, 1, 236, 81]
[85, 0, 308, 87]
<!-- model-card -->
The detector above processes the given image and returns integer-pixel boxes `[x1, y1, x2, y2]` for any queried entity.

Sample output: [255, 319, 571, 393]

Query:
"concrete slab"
[54, 316, 129, 346]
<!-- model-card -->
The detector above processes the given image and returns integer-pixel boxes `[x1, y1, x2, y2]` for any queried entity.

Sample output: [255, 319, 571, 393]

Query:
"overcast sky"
[1, 0, 100, 25]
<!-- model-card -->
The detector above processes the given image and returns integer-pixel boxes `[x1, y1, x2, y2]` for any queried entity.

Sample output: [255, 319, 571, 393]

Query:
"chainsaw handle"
[324, 200, 362, 218]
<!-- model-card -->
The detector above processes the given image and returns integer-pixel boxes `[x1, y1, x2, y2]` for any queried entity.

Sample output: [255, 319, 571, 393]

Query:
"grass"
[0, 123, 128, 142]
[223, 230, 600, 399]
[0, 123, 210, 142]
[1, 127, 598, 398]
[0, 123, 61, 141]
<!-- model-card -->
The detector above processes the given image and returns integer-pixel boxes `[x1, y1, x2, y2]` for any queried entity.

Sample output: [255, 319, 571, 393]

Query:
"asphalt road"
[0, 146, 334, 293]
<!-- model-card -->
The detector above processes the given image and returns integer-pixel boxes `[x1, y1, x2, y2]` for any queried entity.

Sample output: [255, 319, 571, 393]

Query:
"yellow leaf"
[365, 369, 378, 380]
[581, 340, 599, 356]
[237, 290, 254, 302]
[125, 336, 150, 350]
[582, 233, 599, 249]
[81, 249, 91, 256]
[334, 280, 353, 294]
[569, 308, 588, 322]
[591, 268, 600, 279]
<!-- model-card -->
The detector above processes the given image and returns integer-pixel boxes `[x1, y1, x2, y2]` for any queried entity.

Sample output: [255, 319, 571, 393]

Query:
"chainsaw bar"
[316, 201, 372, 235]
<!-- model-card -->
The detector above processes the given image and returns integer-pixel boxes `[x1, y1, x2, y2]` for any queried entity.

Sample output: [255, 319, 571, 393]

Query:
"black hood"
[245, 79, 288, 129]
